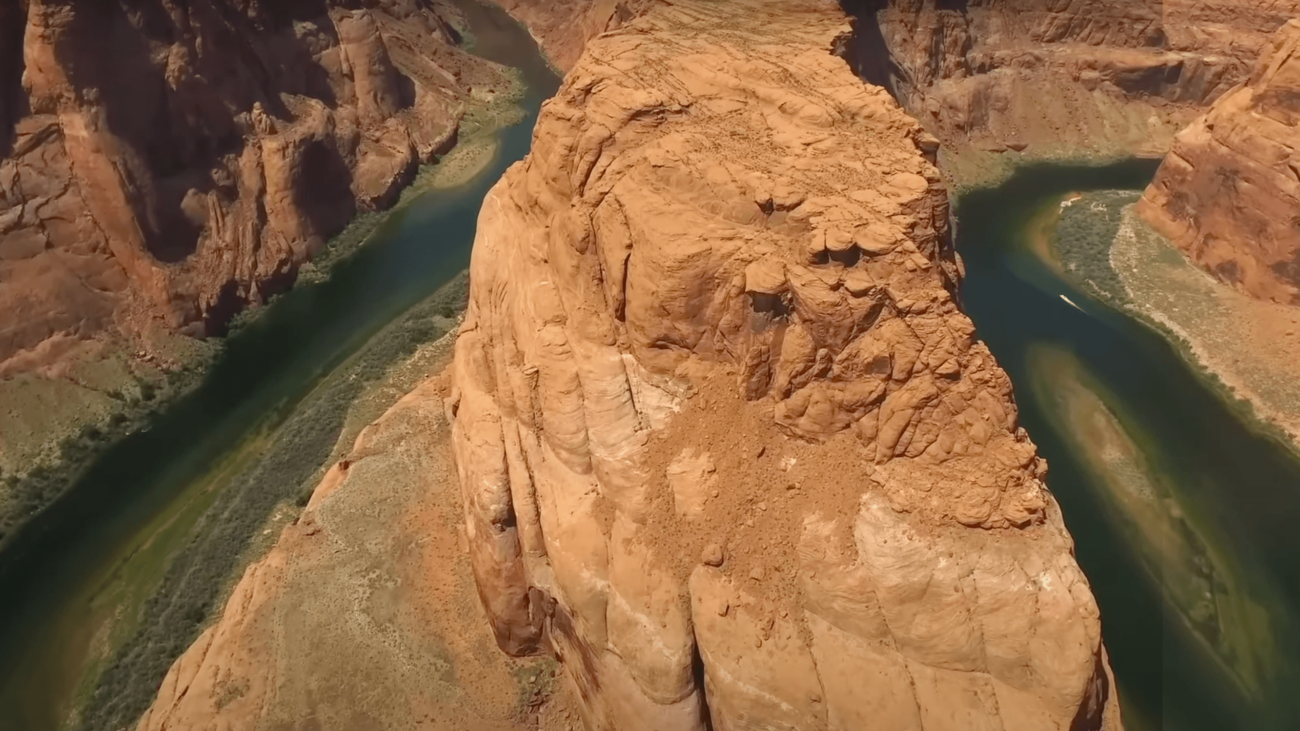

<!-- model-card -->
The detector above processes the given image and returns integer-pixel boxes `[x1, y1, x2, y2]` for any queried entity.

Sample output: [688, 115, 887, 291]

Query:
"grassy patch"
[1052, 189, 1142, 303]
[0, 352, 217, 551]
[512, 658, 560, 719]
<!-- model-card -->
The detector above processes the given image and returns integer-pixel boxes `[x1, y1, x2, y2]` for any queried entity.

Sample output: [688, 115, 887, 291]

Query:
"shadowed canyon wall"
[1139, 19, 1300, 303]
[448, 1, 1121, 728]
[0, 0, 506, 374]
[837, 0, 1300, 157]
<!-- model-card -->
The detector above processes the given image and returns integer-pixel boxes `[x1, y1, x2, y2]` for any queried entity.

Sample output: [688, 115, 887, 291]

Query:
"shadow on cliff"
[0, 0, 25, 157]
[50, 0, 355, 264]
[834, 0, 909, 103]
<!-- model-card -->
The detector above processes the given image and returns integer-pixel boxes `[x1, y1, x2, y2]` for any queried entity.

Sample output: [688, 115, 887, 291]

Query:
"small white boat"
[1060, 294, 1085, 312]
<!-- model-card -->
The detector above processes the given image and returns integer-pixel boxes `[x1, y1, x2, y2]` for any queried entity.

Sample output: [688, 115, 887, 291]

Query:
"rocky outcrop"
[450, 1, 1121, 729]
[1138, 20, 1300, 303]
[838, 0, 1300, 158]
[0, 0, 511, 372]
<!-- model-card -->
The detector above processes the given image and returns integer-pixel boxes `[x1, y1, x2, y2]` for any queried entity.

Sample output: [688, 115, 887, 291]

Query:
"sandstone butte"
[123, 1, 1300, 730]
[448, 1, 1120, 729]
[0, 0, 509, 376]
[1140, 18, 1300, 304]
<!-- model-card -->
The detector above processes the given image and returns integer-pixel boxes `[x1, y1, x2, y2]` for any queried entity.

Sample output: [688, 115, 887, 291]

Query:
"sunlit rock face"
[449, 1, 1122, 729]
[1140, 19, 1300, 304]
[1, 0, 504, 370]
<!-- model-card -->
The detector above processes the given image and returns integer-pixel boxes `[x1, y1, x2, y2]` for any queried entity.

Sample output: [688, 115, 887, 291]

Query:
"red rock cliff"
[1138, 19, 1300, 303]
[0, 0, 507, 371]
[450, 1, 1122, 728]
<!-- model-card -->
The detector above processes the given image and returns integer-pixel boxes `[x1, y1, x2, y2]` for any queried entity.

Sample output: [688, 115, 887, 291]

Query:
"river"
[2, 14, 1297, 731]
[956, 161, 1300, 731]
[0, 3, 560, 729]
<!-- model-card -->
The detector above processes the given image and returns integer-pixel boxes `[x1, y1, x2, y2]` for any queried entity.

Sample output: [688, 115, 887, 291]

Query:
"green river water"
[1, 16, 1298, 731]
[957, 161, 1300, 731]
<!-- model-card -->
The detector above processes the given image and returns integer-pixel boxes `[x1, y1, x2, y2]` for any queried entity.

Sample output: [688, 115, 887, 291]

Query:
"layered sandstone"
[0, 0, 511, 374]
[1138, 20, 1300, 303]
[838, 0, 1300, 162]
[450, 1, 1121, 729]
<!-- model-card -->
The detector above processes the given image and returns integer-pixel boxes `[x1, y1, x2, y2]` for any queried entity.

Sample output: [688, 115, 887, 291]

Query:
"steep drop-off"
[1139, 19, 1300, 303]
[449, 1, 1120, 728]
[0, 0, 510, 375]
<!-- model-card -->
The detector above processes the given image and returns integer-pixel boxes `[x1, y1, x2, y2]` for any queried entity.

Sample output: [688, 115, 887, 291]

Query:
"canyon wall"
[450, 1, 1121, 728]
[0, 0, 510, 374]
[487, 0, 657, 72]
[1138, 19, 1300, 303]
[838, 0, 1300, 161]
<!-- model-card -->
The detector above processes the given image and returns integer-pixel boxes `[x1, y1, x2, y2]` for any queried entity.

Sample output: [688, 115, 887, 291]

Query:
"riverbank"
[0, 2, 563, 726]
[1044, 189, 1300, 454]
[954, 159, 1300, 730]
[70, 276, 471, 731]
[1110, 207, 1300, 451]
[135, 345, 579, 731]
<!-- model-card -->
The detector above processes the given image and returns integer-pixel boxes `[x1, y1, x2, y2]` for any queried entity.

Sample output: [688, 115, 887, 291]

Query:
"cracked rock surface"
[449, 1, 1122, 728]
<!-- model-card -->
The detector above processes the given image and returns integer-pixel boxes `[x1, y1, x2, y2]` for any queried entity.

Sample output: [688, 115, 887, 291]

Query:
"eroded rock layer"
[0, 0, 509, 371]
[1139, 19, 1300, 303]
[450, 1, 1121, 728]
[839, 0, 1300, 157]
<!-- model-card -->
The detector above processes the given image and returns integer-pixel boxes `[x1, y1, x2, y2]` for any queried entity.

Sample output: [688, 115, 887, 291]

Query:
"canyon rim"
[3, 0, 1300, 730]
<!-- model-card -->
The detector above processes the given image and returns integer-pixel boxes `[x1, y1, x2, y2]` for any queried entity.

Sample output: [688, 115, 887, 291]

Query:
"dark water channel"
[0, 3, 559, 729]
[956, 161, 1300, 731]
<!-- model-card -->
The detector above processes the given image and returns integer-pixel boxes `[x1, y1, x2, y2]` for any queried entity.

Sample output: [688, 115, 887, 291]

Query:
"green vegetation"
[76, 275, 468, 731]
[512, 658, 560, 719]
[1051, 189, 1141, 303]
[0, 354, 216, 550]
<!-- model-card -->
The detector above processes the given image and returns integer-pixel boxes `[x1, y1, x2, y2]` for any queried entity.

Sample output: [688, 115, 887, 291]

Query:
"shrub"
[1053, 190, 1141, 303]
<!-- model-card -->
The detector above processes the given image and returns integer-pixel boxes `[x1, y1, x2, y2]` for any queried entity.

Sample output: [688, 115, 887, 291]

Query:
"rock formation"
[837, 0, 1300, 158]
[1138, 19, 1300, 303]
[0, 0, 510, 374]
[449, 1, 1121, 728]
